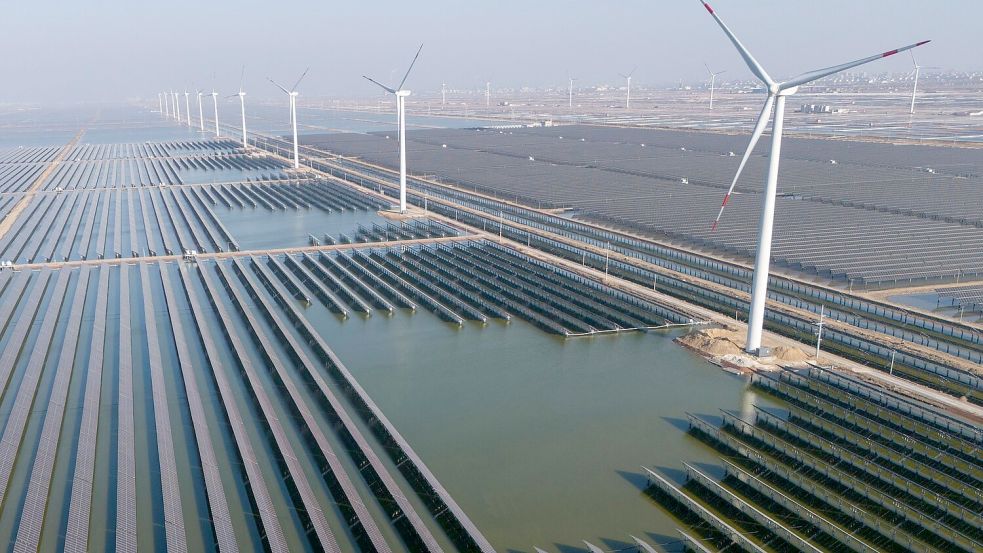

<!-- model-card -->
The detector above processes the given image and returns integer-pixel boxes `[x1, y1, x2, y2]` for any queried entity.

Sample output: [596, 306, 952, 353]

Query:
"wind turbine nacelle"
[396, 90, 411, 97]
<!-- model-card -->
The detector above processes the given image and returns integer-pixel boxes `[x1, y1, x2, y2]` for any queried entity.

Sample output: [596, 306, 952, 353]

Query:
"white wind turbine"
[158, 93, 164, 116]
[705, 64, 726, 110]
[363, 44, 424, 214]
[231, 67, 248, 147]
[619, 68, 637, 109]
[485, 81, 491, 107]
[184, 91, 191, 127]
[699, 0, 929, 355]
[269, 68, 309, 169]
[172, 91, 181, 122]
[163, 92, 170, 118]
[210, 89, 220, 137]
[567, 76, 576, 108]
[441, 82, 446, 105]
[196, 90, 205, 132]
[909, 51, 921, 115]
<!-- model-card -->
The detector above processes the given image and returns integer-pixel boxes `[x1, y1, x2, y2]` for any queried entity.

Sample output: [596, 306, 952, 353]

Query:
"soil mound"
[771, 345, 810, 363]
[676, 328, 744, 357]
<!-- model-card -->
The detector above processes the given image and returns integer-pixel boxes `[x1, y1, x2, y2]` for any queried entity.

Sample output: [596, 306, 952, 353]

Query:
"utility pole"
[813, 305, 826, 364]
[604, 242, 610, 277]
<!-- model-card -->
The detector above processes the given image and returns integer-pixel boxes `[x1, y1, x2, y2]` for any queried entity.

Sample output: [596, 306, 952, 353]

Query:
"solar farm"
[4, 0, 983, 548]
[0, 96, 980, 551]
[301, 125, 983, 288]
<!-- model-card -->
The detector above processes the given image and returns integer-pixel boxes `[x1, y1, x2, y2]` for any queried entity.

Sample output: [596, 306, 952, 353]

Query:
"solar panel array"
[938, 284, 983, 311]
[648, 366, 983, 553]
[304, 126, 983, 286]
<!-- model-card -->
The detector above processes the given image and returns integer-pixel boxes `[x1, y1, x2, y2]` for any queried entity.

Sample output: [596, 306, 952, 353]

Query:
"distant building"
[798, 104, 835, 114]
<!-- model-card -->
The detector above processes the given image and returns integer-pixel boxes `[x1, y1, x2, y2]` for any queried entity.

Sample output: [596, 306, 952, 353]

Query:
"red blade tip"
[916, 40, 931, 46]
[703, 2, 714, 14]
[710, 221, 718, 231]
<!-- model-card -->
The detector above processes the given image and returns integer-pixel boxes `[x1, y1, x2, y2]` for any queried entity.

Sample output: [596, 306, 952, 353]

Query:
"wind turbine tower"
[698, 0, 928, 355]
[234, 67, 248, 147]
[173, 91, 181, 122]
[705, 64, 726, 110]
[363, 44, 424, 214]
[568, 76, 576, 108]
[441, 83, 446, 105]
[197, 91, 205, 131]
[210, 90, 220, 137]
[486, 81, 490, 107]
[620, 68, 636, 109]
[909, 51, 921, 115]
[269, 68, 310, 169]
[184, 91, 191, 127]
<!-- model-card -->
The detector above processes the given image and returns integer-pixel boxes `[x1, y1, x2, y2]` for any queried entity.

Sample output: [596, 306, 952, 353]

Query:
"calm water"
[214, 189, 767, 550]
[296, 274, 763, 551]
[216, 205, 392, 250]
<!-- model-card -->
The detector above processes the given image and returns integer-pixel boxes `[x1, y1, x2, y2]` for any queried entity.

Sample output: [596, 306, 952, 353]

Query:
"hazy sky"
[4, 0, 980, 103]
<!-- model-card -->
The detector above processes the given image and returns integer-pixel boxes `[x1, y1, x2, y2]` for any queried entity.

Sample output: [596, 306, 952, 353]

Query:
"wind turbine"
[184, 91, 191, 127]
[909, 51, 921, 115]
[568, 76, 576, 108]
[158, 93, 164, 116]
[269, 68, 309, 169]
[232, 67, 248, 147]
[196, 90, 205, 132]
[705, 64, 725, 110]
[698, 0, 928, 355]
[486, 81, 491, 107]
[619, 68, 636, 109]
[210, 89, 220, 137]
[441, 82, 446, 105]
[363, 44, 424, 214]
[164, 92, 170, 118]
[172, 91, 181, 122]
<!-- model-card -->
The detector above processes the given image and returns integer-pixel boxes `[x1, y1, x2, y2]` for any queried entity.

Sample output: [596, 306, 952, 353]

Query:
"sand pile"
[771, 345, 811, 363]
[676, 328, 744, 357]
[676, 328, 812, 371]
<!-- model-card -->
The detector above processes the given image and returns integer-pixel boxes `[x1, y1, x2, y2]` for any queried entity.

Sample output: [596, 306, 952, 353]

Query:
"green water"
[300, 301, 765, 551]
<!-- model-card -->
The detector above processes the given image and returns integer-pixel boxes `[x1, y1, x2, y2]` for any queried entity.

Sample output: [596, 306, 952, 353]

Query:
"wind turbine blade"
[714, 70, 727, 76]
[711, 94, 775, 231]
[291, 67, 310, 91]
[397, 43, 424, 91]
[629, 66, 637, 78]
[696, 1, 774, 87]
[363, 75, 396, 94]
[780, 40, 930, 90]
[704, 63, 713, 76]
[268, 78, 291, 95]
